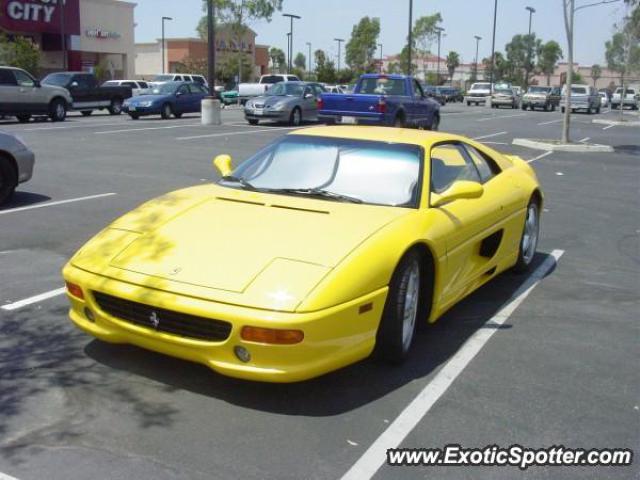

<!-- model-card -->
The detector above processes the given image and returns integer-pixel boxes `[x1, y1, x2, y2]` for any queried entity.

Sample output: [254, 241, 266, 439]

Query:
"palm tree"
[590, 64, 602, 87]
[446, 51, 460, 85]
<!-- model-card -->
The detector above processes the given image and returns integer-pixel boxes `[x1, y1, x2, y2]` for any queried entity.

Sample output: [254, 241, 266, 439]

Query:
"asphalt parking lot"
[0, 104, 638, 479]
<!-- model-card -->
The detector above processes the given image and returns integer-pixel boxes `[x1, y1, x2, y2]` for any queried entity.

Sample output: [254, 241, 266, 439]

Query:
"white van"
[152, 73, 208, 87]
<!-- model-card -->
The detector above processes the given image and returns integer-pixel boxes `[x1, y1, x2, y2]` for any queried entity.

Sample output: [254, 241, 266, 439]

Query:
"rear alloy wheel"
[0, 157, 17, 205]
[16, 114, 31, 123]
[394, 115, 405, 128]
[129, 114, 140, 120]
[289, 107, 302, 126]
[49, 99, 67, 122]
[108, 98, 123, 115]
[161, 103, 173, 120]
[248, 119, 259, 125]
[375, 251, 422, 363]
[514, 200, 540, 273]
[81, 110, 92, 117]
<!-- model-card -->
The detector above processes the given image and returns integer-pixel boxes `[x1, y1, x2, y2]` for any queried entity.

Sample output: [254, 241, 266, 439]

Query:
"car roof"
[360, 74, 408, 80]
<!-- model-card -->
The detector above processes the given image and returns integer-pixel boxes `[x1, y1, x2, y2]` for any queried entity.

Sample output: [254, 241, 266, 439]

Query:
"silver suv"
[561, 84, 600, 114]
[0, 66, 73, 122]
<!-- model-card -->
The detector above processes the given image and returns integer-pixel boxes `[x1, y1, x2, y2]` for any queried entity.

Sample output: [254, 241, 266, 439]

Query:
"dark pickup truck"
[318, 74, 441, 130]
[41, 72, 132, 116]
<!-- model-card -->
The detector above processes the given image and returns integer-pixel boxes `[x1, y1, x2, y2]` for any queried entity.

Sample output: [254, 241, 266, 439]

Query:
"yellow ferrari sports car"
[63, 126, 542, 382]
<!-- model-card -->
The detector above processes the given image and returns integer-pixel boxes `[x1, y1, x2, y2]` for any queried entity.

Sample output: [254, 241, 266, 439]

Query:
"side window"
[463, 145, 500, 183]
[0, 69, 17, 85]
[183, 75, 193, 82]
[177, 84, 190, 95]
[14, 70, 35, 87]
[430, 143, 481, 194]
[289, 76, 300, 82]
[303, 86, 313, 97]
[192, 76, 205, 85]
[138, 81, 148, 88]
[174, 75, 183, 81]
[122, 81, 136, 88]
[74, 75, 92, 88]
[414, 80, 425, 98]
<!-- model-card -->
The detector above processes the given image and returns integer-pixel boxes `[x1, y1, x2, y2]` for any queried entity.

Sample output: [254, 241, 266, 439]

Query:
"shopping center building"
[0, 0, 136, 77]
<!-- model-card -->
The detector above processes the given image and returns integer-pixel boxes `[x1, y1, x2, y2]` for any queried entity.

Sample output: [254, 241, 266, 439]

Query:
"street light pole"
[334, 38, 344, 72]
[407, 0, 413, 76]
[378, 43, 383, 73]
[201, 1, 220, 125]
[283, 13, 301, 73]
[474, 35, 481, 81]
[286, 32, 291, 72]
[489, 0, 498, 93]
[161, 16, 172, 73]
[435, 27, 445, 85]
[525, 6, 536, 88]
[306, 42, 312, 74]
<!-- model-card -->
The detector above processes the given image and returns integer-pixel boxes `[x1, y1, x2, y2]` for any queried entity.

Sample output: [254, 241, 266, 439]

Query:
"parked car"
[324, 85, 344, 94]
[611, 87, 639, 110]
[42, 72, 132, 116]
[152, 73, 208, 87]
[102, 79, 150, 96]
[244, 81, 326, 126]
[238, 74, 300, 100]
[62, 126, 543, 382]
[465, 82, 492, 105]
[491, 87, 520, 109]
[0, 66, 72, 123]
[123, 82, 209, 120]
[521, 86, 561, 111]
[438, 87, 463, 102]
[598, 91, 609, 108]
[0, 130, 35, 205]
[220, 87, 240, 106]
[319, 74, 441, 130]
[561, 84, 600, 114]
[421, 84, 446, 105]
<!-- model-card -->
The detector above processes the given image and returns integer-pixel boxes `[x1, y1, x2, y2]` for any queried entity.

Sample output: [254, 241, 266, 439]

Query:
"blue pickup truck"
[318, 74, 441, 129]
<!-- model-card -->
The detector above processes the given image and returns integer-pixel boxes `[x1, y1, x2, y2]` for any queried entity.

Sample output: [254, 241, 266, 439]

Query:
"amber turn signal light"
[65, 281, 84, 300]
[241, 326, 304, 345]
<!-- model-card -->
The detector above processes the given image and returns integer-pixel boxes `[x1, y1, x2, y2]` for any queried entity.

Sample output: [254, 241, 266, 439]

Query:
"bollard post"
[202, 97, 222, 125]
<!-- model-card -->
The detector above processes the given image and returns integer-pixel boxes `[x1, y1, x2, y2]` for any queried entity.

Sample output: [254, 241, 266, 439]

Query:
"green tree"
[482, 52, 509, 82]
[590, 64, 602, 87]
[269, 47, 286, 73]
[0, 34, 40, 75]
[345, 16, 381, 74]
[294, 52, 306, 70]
[445, 51, 460, 85]
[413, 13, 443, 78]
[315, 49, 336, 83]
[397, 44, 418, 76]
[505, 33, 541, 87]
[537, 41, 563, 86]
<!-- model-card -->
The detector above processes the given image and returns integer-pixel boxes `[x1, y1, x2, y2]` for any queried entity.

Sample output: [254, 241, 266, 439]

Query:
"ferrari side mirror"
[213, 154, 233, 177]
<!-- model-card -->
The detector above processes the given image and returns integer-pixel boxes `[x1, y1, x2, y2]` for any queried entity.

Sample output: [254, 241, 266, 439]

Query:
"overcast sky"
[133, 0, 627, 67]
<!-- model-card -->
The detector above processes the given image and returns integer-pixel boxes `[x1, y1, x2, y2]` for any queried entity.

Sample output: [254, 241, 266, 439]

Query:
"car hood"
[71, 184, 409, 312]
[252, 95, 295, 107]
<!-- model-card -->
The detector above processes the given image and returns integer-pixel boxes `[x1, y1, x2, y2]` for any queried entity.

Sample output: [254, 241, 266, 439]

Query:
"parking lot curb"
[592, 119, 640, 127]
[513, 138, 614, 153]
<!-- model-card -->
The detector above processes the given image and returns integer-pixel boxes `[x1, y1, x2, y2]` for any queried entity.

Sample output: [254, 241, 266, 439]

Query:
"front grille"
[92, 291, 232, 342]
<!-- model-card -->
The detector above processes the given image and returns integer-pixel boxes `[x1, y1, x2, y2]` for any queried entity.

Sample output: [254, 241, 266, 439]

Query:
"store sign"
[85, 28, 121, 39]
[0, 0, 80, 35]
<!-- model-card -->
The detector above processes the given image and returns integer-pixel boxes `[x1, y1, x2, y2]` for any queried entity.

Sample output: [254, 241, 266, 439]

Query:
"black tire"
[393, 114, 405, 128]
[521, 104, 527, 110]
[428, 114, 440, 131]
[596, 106, 601, 114]
[129, 114, 140, 120]
[514, 199, 540, 273]
[0, 156, 17, 205]
[289, 107, 302, 126]
[611, 104, 618, 110]
[248, 119, 259, 125]
[551, 104, 556, 112]
[16, 114, 31, 123]
[374, 250, 423, 363]
[108, 98, 123, 115]
[161, 103, 173, 120]
[49, 98, 67, 122]
[174, 112, 183, 119]
[81, 110, 92, 117]
[467, 101, 471, 106]
[561, 107, 565, 113]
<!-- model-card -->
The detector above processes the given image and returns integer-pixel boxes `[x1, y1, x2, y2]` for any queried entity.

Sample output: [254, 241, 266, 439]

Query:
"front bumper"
[123, 105, 160, 116]
[492, 97, 515, 105]
[244, 108, 289, 121]
[14, 147, 35, 184]
[522, 97, 549, 106]
[62, 263, 387, 382]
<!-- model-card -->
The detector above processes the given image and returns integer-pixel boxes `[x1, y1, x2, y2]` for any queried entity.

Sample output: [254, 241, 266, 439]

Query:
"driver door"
[301, 85, 317, 120]
[429, 142, 508, 306]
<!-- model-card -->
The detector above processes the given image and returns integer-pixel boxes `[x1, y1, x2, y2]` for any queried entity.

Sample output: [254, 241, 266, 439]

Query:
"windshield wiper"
[269, 188, 363, 203]
[221, 175, 258, 190]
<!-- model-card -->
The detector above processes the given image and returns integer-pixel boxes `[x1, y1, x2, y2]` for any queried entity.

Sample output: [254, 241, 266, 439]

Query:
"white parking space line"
[483, 141, 508, 145]
[340, 249, 565, 480]
[578, 137, 590, 143]
[473, 131, 508, 140]
[0, 193, 116, 215]
[527, 151, 552, 163]
[477, 113, 526, 122]
[602, 124, 615, 130]
[1, 287, 66, 311]
[177, 126, 305, 141]
[537, 118, 563, 126]
[21, 122, 126, 132]
[94, 123, 202, 135]
[0, 471, 20, 480]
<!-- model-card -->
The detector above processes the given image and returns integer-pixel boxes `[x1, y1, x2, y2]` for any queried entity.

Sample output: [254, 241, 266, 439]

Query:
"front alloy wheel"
[514, 201, 540, 272]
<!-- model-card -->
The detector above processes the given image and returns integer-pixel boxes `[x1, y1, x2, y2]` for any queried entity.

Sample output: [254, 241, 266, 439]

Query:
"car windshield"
[153, 75, 174, 81]
[470, 83, 491, 91]
[571, 87, 587, 94]
[223, 136, 423, 207]
[42, 73, 72, 86]
[144, 83, 178, 95]
[528, 86, 550, 93]
[495, 89, 512, 95]
[266, 83, 304, 96]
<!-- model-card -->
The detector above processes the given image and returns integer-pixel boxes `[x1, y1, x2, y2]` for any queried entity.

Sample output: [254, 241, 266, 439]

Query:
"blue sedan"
[123, 82, 209, 120]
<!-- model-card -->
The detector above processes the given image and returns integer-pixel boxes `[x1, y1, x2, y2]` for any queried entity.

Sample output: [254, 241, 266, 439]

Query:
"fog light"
[83, 307, 95, 323]
[234, 346, 251, 363]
